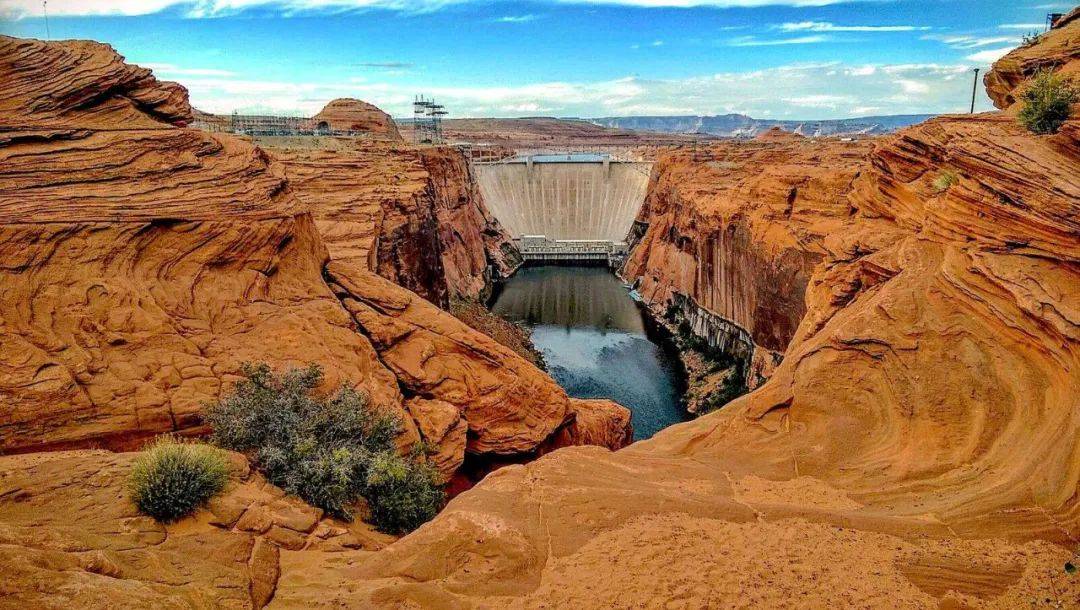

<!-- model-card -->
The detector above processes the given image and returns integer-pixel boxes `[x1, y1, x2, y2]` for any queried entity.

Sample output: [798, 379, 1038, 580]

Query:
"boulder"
[311, 98, 403, 141]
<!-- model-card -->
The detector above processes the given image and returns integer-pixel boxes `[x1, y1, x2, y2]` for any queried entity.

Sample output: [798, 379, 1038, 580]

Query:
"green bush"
[697, 362, 748, 415]
[1018, 69, 1078, 135]
[204, 363, 444, 532]
[932, 170, 958, 192]
[129, 436, 230, 522]
[364, 449, 444, 534]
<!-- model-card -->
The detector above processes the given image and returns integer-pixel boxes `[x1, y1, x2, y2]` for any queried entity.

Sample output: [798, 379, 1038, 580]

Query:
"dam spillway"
[474, 155, 651, 261]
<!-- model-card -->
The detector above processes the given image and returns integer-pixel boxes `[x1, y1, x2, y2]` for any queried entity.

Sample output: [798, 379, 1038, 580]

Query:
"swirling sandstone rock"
[312, 98, 403, 141]
[0, 36, 629, 473]
[0, 449, 395, 609]
[985, 7, 1080, 110]
[0, 37, 190, 130]
[263, 35, 1079, 608]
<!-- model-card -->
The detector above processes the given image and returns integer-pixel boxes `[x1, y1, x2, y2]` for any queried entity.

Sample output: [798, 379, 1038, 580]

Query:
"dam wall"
[474, 160, 651, 243]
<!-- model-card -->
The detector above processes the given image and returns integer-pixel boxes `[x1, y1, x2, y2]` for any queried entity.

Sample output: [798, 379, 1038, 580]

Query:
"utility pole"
[43, 0, 51, 40]
[969, 68, 980, 114]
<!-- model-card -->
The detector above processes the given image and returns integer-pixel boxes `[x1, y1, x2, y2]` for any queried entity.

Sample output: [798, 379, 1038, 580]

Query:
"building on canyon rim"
[0, 7, 1079, 608]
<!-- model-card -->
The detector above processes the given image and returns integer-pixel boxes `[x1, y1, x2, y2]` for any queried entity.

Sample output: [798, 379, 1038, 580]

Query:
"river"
[490, 266, 687, 441]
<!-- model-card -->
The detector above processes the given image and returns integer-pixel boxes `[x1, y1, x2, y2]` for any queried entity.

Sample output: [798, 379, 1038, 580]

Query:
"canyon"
[1, 8, 1079, 609]
[0, 36, 630, 473]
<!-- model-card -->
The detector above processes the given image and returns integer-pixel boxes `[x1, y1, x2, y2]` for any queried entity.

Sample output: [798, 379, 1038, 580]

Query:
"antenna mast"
[969, 68, 980, 114]
[43, 0, 51, 40]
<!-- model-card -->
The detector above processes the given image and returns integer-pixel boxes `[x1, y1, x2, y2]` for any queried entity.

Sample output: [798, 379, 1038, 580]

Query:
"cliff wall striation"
[622, 128, 873, 385]
[263, 140, 520, 305]
[0, 36, 628, 473]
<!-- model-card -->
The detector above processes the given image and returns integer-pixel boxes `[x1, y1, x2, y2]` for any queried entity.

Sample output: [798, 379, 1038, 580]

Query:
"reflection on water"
[491, 266, 687, 440]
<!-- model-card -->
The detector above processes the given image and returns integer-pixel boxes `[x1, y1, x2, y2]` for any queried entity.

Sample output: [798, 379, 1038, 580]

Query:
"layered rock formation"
[0, 36, 628, 477]
[263, 140, 520, 305]
[253, 32, 1078, 608]
[4, 27, 1080, 610]
[623, 129, 874, 385]
[985, 7, 1079, 110]
[311, 98, 403, 141]
[0, 449, 396, 609]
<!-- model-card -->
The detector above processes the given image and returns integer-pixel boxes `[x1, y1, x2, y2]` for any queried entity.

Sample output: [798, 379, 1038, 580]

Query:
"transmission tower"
[413, 94, 447, 145]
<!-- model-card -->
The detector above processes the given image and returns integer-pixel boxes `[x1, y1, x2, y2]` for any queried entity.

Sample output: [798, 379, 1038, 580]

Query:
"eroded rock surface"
[0, 36, 628, 474]
[985, 7, 1080, 110]
[312, 98, 403, 141]
[265, 141, 520, 305]
[622, 132, 873, 385]
[0, 450, 394, 610]
[262, 33, 1080, 608]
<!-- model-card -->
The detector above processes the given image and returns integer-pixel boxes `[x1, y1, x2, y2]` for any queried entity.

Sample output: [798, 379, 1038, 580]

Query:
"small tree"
[129, 437, 230, 522]
[204, 363, 444, 532]
[1018, 69, 1078, 135]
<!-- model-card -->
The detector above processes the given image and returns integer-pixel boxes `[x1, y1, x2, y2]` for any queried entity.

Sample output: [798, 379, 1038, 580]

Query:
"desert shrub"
[1018, 69, 1079, 135]
[363, 449, 444, 534]
[204, 363, 444, 532]
[697, 360, 748, 415]
[129, 436, 230, 522]
[932, 170, 958, 192]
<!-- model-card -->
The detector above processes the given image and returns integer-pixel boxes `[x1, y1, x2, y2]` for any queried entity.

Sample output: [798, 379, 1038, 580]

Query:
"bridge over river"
[473, 153, 652, 265]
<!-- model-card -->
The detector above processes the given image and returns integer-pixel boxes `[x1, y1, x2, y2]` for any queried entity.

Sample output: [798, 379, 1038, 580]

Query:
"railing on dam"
[516, 235, 629, 266]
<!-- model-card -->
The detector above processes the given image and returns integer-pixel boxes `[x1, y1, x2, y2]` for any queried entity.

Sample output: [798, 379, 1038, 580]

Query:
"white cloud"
[492, 14, 538, 23]
[782, 94, 852, 108]
[924, 35, 1020, 49]
[896, 79, 930, 94]
[965, 47, 1015, 64]
[0, 0, 874, 19]
[777, 21, 930, 32]
[998, 23, 1046, 30]
[142, 62, 237, 77]
[728, 35, 828, 46]
[174, 60, 995, 119]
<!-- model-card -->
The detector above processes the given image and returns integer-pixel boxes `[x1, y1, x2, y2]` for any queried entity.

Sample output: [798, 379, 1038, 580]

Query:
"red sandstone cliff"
[258, 30, 1077, 608]
[985, 7, 1080, 110]
[263, 140, 520, 305]
[623, 134, 873, 386]
[3, 28, 1079, 610]
[0, 36, 628, 473]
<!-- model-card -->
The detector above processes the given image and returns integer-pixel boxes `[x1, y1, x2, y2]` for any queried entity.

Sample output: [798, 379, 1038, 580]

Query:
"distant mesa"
[754, 125, 806, 141]
[590, 112, 935, 138]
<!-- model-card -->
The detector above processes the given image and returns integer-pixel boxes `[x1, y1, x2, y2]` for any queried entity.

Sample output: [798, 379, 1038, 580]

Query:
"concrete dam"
[474, 155, 651, 263]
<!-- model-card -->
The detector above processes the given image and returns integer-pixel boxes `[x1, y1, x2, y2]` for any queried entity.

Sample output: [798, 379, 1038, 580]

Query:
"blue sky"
[1, 0, 1072, 118]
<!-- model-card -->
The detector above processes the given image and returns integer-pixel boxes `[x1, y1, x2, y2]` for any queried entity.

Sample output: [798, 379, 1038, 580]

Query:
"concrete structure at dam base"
[517, 235, 629, 266]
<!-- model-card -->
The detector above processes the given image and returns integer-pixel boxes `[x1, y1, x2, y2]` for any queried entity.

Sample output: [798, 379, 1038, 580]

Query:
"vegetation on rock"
[204, 363, 443, 533]
[1018, 69, 1078, 134]
[663, 303, 749, 415]
[363, 448, 445, 534]
[129, 436, 230, 522]
[932, 170, 958, 192]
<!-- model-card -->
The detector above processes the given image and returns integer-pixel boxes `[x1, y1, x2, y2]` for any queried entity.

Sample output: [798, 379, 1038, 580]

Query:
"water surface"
[491, 266, 686, 440]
